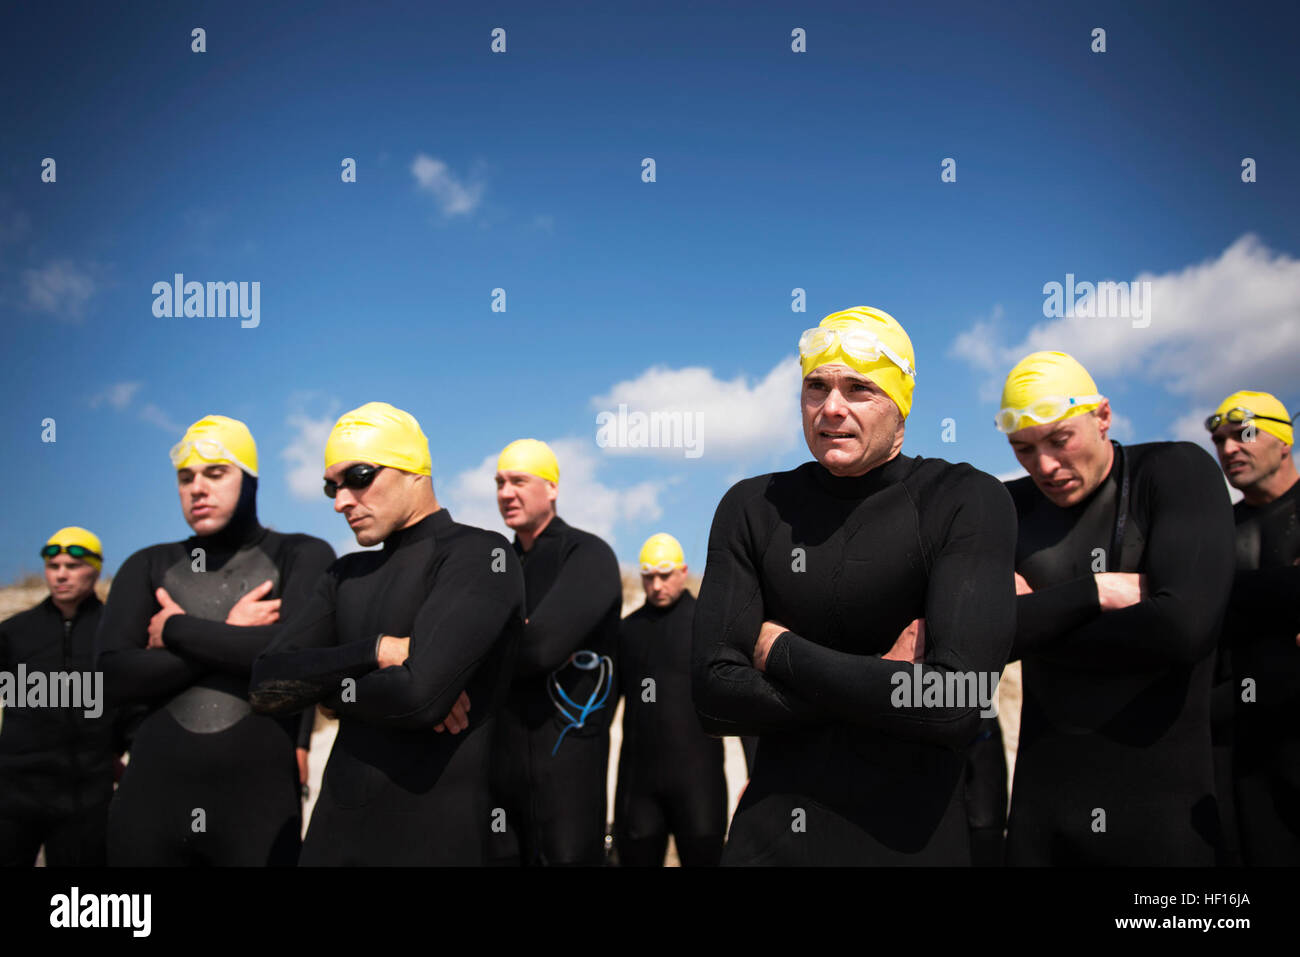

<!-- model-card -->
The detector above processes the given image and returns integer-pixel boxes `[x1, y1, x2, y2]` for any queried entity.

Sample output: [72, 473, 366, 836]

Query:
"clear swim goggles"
[798, 326, 916, 379]
[639, 560, 682, 575]
[169, 438, 258, 476]
[547, 651, 614, 756]
[994, 394, 1103, 434]
[1204, 407, 1294, 432]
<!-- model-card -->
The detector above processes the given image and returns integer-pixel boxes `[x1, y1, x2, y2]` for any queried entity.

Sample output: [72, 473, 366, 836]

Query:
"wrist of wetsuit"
[764, 630, 795, 676]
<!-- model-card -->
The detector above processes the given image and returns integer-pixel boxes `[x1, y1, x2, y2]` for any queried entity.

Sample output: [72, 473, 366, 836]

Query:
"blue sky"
[3, 0, 1298, 580]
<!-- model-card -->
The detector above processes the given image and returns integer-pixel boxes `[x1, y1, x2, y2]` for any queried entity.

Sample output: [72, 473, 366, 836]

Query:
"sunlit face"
[642, 565, 689, 608]
[325, 460, 420, 547]
[177, 463, 243, 535]
[801, 364, 904, 477]
[44, 554, 98, 607]
[495, 470, 557, 533]
[1211, 423, 1291, 492]
[1008, 405, 1113, 508]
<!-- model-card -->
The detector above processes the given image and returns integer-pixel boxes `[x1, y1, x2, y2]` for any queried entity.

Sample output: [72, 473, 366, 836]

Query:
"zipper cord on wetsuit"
[546, 653, 614, 756]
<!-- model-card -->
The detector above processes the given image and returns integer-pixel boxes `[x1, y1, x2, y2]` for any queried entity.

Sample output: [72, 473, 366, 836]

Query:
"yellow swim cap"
[325, 402, 432, 475]
[998, 351, 1103, 435]
[497, 439, 559, 484]
[1209, 390, 1293, 446]
[43, 526, 103, 572]
[639, 533, 685, 572]
[799, 306, 917, 418]
[171, 415, 259, 476]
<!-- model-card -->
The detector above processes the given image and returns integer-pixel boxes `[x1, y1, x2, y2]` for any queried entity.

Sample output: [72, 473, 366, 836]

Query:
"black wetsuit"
[0, 595, 128, 866]
[1223, 476, 1300, 865]
[249, 508, 523, 866]
[1005, 441, 1234, 866]
[614, 592, 726, 866]
[693, 455, 1017, 866]
[965, 716, 1007, 866]
[96, 489, 334, 867]
[497, 515, 622, 866]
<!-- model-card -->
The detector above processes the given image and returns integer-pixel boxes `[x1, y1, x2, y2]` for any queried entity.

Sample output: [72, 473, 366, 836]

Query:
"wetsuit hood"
[193, 472, 262, 550]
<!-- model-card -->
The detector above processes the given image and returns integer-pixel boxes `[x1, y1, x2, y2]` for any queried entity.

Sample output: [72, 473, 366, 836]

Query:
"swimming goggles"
[994, 394, 1104, 434]
[41, 544, 101, 562]
[639, 560, 681, 575]
[170, 438, 259, 476]
[1204, 407, 1294, 432]
[798, 326, 916, 379]
[548, 650, 614, 756]
[324, 464, 385, 498]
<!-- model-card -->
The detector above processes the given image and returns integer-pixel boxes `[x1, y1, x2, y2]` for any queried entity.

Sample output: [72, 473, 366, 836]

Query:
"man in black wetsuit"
[1, 527, 127, 866]
[614, 533, 726, 866]
[249, 402, 523, 865]
[997, 352, 1233, 866]
[1207, 390, 1300, 865]
[493, 438, 622, 866]
[693, 306, 1017, 866]
[95, 415, 334, 866]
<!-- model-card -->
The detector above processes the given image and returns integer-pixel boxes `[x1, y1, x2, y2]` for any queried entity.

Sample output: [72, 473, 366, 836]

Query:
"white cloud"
[283, 412, 337, 501]
[410, 154, 484, 216]
[90, 381, 142, 411]
[440, 438, 664, 547]
[949, 235, 1300, 439]
[23, 260, 97, 319]
[138, 403, 184, 434]
[590, 358, 804, 463]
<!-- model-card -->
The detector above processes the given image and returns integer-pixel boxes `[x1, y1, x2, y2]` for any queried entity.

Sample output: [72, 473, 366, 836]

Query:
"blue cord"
[548, 653, 613, 756]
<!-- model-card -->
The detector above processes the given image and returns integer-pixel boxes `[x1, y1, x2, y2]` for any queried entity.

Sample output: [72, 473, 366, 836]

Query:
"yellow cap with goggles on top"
[798, 306, 917, 419]
[171, 415, 259, 476]
[42, 526, 103, 572]
[1207, 390, 1293, 446]
[997, 352, 1104, 435]
[639, 533, 685, 574]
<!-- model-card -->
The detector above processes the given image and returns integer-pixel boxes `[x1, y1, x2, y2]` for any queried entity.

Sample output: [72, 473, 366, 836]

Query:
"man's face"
[802, 365, 904, 477]
[178, 463, 243, 535]
[1211, 423, 1291, 491]
[495, 470, 557, 532]
[44, 554, 98, 607]
[326, 460, 414, 547]
[642, 565, 688, 608]
[1008, 406, 1113, 508]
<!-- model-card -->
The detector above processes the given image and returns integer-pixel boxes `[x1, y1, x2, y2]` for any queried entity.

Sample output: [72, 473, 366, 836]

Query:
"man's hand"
[1096, 572, 1146, 611]
[883, 618, 927, 663]
[147, 588, 186, 648]
[377, 635, 410, 669]
[296, 748, 309, 786]
[434, 691, 471, 734]
[317, 702, 338, 721]
[1014, 572, 1033, 596]
[752, 620, 787, 672]
[226, 580, 281, 627]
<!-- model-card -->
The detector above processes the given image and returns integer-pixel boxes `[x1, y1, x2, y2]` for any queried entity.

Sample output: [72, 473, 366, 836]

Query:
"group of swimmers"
[1, 305, 1295, 866]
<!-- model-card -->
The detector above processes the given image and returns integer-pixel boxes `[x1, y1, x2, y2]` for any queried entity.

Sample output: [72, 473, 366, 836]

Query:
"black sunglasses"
[41, 544, 101, 561]
[324, 464, 385, 498]
[1204, 408, 1294, 432]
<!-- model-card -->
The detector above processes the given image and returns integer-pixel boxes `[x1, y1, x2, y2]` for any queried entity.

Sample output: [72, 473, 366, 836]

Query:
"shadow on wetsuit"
[693, 455, 1017, 866]
[249, 508, 524, 866]
[496, 516, 622, 866]
[0, 594, 133, 866]
[95, 478, 335, 866]
[614, 592, 726, 866]
[964, 715, 1007, 866]
[1223, 476, 1300, 865]
[1005, 441, 1233, 866]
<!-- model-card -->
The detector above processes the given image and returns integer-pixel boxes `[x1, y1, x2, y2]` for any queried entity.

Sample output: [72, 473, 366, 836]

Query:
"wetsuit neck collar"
[515, 514, 568, 551]
[810, 452, 911, 499]
[42, 592, 102, 621]
[384, 507, 452, 551]
[642, 590, 694, 617]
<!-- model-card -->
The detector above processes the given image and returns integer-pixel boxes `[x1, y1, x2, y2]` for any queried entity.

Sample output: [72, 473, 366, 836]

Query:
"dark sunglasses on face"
[324, 464, 385, 498]
[41, 544, 101, 561]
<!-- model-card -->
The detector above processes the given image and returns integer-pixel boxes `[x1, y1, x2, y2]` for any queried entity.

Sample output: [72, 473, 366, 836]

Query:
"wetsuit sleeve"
[161, 538, 336, 673]
[762, 470, 1018, 749]
[1228, 566, 1300, 635]
[1009, 578, 1101, 659]
[515, 536, 621, 676]
[331, 542, 522, 730]
[1018, 444, 1236, 670]
[297, 710, 314, 750]
[248, 568, 382, 715]
[692, 483, 829, 735]
[94, 549, 205, 705]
